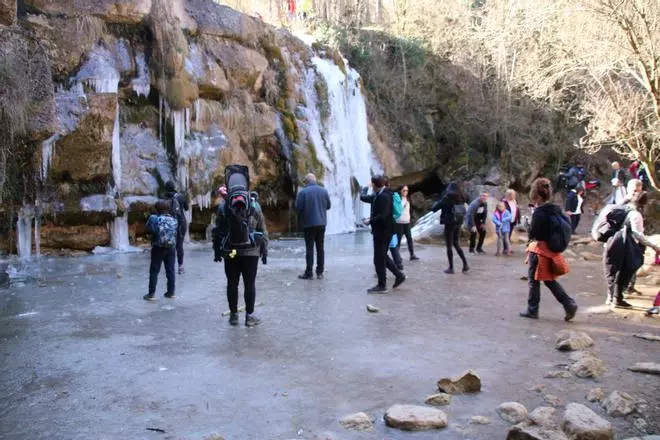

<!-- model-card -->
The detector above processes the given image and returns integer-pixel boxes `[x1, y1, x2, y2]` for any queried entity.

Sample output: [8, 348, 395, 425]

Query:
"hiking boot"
[178, 265, 185, 275]
[245, 313, 261, 327]
[298, 273, 314, 280]
[444, 268, 455, 274]
[143, 293, 155, 301]
[519, 311, 539, 319]
[367, 285, 388, 294]
[164, 292, 176, 299]
[614, 300, 633, 309]
[462, 265, 470, 273]
[393, 275, 407, 289]
[564, 304, 578, 322]
[410, 255, 420, 261]
[229, 313, 239, 326]
[316, 273, 324, 280]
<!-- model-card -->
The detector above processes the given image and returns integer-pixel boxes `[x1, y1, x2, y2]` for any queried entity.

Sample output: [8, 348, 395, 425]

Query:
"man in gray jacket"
[296, 173, 331, 279]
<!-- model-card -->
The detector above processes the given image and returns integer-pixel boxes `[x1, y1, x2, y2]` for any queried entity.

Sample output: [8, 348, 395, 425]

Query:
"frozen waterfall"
[300, 57, 382, 234]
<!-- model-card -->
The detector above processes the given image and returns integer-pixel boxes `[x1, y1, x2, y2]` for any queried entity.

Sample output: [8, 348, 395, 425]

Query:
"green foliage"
[281, 112, 298, 143]
[314, 76, 330, 123]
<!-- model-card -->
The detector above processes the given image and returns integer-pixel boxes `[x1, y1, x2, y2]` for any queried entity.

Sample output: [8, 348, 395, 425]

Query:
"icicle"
[110, 213, 130, 251]
[33, 215, 40, 258]
[75, 44, 120, 94]
[111, 105, 122, 193]
[131, 52, 151, 97]
[16, 207, 33, 260]
[193, 192, 212, 210]
[159, 96, 163, 143]
[41, 135, 58, 181]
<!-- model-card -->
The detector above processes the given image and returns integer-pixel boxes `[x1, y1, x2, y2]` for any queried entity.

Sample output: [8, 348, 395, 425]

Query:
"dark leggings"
[444, 223, 467, 270]
[396, 223, 415, 257]
[224, 256, 259, 314]
[176, 224, 186, 267]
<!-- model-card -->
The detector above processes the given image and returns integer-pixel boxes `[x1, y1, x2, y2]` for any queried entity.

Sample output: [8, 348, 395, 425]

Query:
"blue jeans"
[149, 246, 176, 294]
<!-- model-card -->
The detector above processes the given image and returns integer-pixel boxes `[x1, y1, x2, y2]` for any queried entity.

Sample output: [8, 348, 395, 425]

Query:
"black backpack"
[170, 195, 186, 227]
[591, 204, 630, 243]
[224, 165, 254, 249]
[547, 213, 572, 253]
[453, 203, 466, 224]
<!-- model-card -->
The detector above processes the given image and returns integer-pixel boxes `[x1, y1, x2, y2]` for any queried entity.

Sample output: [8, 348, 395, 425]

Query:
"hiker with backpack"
[594, 188, 660, 308]
[519, 178, 578, 321]
[361, 175, 406, 293]
[394, 185, 420, 261]
[143, 200, 178, 301]
[296, 173, 331, 280]
[164, 181, 189, 275]
[467, 192, 489, 254]
[431, 182, 469, 274]
[212, 165, 268, 327]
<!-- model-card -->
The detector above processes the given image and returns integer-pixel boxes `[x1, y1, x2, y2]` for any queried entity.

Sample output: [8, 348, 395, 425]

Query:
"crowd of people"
[141, 161, 658, 326]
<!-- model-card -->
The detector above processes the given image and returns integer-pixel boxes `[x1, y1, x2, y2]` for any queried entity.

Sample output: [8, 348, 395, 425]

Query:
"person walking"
[143, 200, 178, 301]
[164, 181, 189, 274]
[432, 182, 469, 274]
[362, 175, 406, 293]
[296, 173, 331, 280]
[467, 192, 488, 254]
[394, 185, 419, 261]
[565, 187, 585, 233]
[610, 161, 628, 204]
[503, 189, 520, 246]
[520, 178, 578, 321]
[492, 202, 512, 256]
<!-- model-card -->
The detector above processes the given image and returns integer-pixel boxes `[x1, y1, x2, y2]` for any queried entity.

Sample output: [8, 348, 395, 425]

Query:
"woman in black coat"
[432, 182, 469, 274]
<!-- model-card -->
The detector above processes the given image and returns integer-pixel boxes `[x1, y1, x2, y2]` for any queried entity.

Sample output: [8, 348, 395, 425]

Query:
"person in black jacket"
[467, 192, 489, 254]
[164, 181, 189, 274]
[361, 175, 406, 293]
[432, 182, 469, 274]
[564, 187, 585, 233]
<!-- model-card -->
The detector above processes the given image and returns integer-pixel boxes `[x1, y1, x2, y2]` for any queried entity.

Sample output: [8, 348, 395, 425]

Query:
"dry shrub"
[261, 69, 279, 105]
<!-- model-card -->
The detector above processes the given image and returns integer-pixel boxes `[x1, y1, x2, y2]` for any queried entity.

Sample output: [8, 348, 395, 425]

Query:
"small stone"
[601, 391, 636, 417]
[545, 371, 572, 379]
[544, 394, 563, 408]
[570, 355, 606, 378]
[529, 384, 546, 393]
[562, 403, 613, 440]
[497, 402, 529, 425]
[628, 362, 660, 375]
[632, 333, 660, 342]
[632, 417, 648, 432]
[339, 412, 373, 431]
[555, 330, 594, 351]
[437, 370, 481, 394]
[586, 387, 605, 402]
[366, 304, 379, 313]
[425, 393, 451, 406]
[506, 424, 569, 440]
[530, 407, 558, 428]
[470, 416, 491, 425]
[384, 404, 448, 431]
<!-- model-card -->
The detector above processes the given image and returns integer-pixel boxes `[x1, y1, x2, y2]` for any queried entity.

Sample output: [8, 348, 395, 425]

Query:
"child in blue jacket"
[492, 202, 513, 256]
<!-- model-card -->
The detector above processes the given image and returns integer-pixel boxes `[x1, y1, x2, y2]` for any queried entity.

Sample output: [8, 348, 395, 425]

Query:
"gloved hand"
[261, 254, 267, 265]
[214, 255, 223, 263]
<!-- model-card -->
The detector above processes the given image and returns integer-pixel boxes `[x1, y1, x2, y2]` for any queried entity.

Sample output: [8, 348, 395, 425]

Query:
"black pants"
[527, 252, 575, 314]
[303, 226, 326, 276]
[224, 256, 259, 314]
[395, 223, 415, 258]
[176, 224, 186, 267]
[149, 246, 176, 294]
[469, 226, 486, 252]
[604, 261, 635, 303]
[570, 214, 581, 233]
[373, 232, 403, 287]
[444, 224, 467, 270]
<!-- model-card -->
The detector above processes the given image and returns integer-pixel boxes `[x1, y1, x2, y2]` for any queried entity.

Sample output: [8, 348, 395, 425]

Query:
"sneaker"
[564, 304, 578, 322]
[229, 313, 239, 326]
[614, 300, 633, 309]
[462, 265, 470, 273]
[164, 292, 176, 299]
[627, 287, 643, 295]
[143, 293, 155, 301]
[178, 265, 185, 275]
[410, 255, 420, 261]
[393, 275, 406, 289]
[245, 313, 261, 327]
[469, 249, 475, 254]
[519, 311, 539, 319]
[316, 273, 324, 280]
[605, 297, 612, 305]
[645, 306, 659, 316]
[367, 285, 388, 294]
[298, 273, 314, 280]
[477, 250, 486, 255]
[444, 268, 455, 274]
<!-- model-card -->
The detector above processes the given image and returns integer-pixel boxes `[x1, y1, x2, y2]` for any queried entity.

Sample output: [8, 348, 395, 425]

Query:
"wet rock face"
[41, 225, 110, 250]
[384, 405, 448, 431]
[562, 403, 613, 440]
[24, 0, 152, 24]
[184, 0, 262, 43]
[120, 124, 172, 196]
[437, 370, 481, 394]
[200, 36, 269, 90]
[0, 0, 16, 25]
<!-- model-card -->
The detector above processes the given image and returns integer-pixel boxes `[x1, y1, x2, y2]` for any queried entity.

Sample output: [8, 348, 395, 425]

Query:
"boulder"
[507, 424, 569, 440]
[24, 0, 152, 24]
[601, 391, 636, 417]
[555, 331, 594, 352]
[628, 362, 660, 375]
[0, 0, 16, 25]
[470, 416, 491, 425]
[530, 407, 558, 428]
[185, 42, 231, 99]
[201, 36, 268, 90]
[384, 405, 448, 431]
[425, 393, 451, 406]
[186, 0, 262, 43]
[586, 388, 605, 403]
[497, 402, 529, 425]
[437, 370, 481, 394]
[562, 403, 613, 440]
[339, 412, 372, 431]
[40, 224, 110, 250]
[569, 354, 606, 378]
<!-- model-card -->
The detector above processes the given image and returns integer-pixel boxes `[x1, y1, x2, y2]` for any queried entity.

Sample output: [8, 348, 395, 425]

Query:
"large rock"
[556, 331, 594, 352]
[185, 43, 231, 99]
[25, 0, 152, 24]
[628, 362, 660, 375]
[530, 407, 558, 428]
[507, 424, 569, 440]
[120, 124, 172, 195]
[497, 402, 529, 425]
[41, 224, 110, 250]
[201, 36, 268, 90]
[0, 27, 56, 141]
[586, 388, 605, 403]
[437, 370, 481, 394]
[184, 0, 262, 43]
[569, 354, 606, 378]
[562, 403, 612, 440]
[339, 412, 372, 431]
[384, 405, 448, 431]
[0, 0, 16, 25]
[601, 391, 636, 417]
[425, 393, 451, 406]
